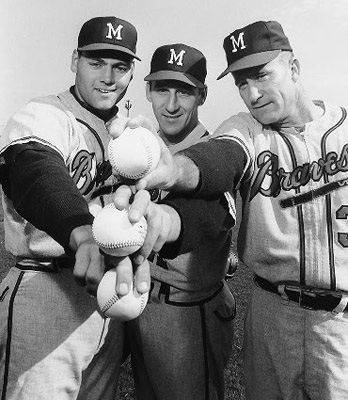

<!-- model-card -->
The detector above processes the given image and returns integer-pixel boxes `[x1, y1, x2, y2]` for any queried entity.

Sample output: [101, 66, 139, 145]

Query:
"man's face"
[71, 50, 133, 113]
[233, 54, 298, 127]
[146, 80, 206, 141]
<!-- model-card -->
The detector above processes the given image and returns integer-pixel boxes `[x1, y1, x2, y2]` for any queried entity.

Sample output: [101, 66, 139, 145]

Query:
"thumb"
[107, 117, 129, 139]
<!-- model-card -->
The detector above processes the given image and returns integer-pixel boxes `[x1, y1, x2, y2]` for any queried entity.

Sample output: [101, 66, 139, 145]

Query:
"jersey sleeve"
[0, 142, 93, 253]
[159, 192, 234, 259]
[0, 98, 76, 161]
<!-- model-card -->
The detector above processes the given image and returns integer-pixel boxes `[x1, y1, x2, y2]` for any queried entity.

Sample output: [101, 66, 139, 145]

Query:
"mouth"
[96, 88, 116, 94]
[163, 114, 182, 121]
[252, 102, 271, 110]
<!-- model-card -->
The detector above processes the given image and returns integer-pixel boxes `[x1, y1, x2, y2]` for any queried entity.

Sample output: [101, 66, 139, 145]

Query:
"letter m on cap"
[168, 49, 186, 66]
[230, 32, 246, 53]
[106, 23, 123, 40]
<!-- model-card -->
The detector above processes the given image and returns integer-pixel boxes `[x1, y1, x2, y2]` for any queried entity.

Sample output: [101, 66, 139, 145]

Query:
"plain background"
[1, 0, 348, 133]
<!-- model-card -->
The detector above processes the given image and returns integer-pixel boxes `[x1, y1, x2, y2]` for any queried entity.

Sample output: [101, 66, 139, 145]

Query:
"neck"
[160, 121, 200, 145]
[273, 89, 323, 131]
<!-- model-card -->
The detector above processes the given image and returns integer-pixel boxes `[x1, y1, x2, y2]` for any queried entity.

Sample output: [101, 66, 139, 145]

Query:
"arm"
[1, 142, 93, 251]
[0, 142, 104, 295]
[136, 138, 248, 196]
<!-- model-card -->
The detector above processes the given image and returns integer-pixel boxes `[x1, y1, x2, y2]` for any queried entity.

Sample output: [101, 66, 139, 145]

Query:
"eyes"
[154, 88, 194, 98]
[88, 60, 130, 74]
[236, 72, 269, 90]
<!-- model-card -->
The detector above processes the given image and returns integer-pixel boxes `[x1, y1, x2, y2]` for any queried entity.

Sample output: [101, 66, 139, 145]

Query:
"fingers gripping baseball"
[135, 137, 178, 191]
[97, 257, 149, 320]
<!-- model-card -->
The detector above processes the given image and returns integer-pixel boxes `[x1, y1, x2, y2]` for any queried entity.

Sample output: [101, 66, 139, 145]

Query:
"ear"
[129, 61, 135, 82]
[145, 82, 152, 102]
[198, 85, 208, 106]
[70, 50, 79, 73]
[290, 58, 300, 82]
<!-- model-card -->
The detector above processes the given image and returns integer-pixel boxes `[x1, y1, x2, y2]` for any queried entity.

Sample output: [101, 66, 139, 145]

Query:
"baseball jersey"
[151, 122, 236, 301]
[187, 101, 348, 291]
[0, 88, 122, 262]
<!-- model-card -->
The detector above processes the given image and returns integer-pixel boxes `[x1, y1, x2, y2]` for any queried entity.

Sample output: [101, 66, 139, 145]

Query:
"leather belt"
[254, 275, 348, 312]
[16, 257, 75, 272]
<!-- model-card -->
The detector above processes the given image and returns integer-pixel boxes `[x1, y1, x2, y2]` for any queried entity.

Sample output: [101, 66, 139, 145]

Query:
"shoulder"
[213, 112, 260, 138]
[0, 91, 76, 154]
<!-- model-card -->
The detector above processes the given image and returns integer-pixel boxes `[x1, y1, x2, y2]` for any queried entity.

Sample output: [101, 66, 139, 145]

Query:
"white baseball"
[108, 126, 161, 179]
[92, 203, 147, 256]
[97, 259, 149, 321]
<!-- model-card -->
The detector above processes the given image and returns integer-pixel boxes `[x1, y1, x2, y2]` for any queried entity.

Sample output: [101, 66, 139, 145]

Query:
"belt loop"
[277, 284, 290, 305]
[332, 294, 348, 315]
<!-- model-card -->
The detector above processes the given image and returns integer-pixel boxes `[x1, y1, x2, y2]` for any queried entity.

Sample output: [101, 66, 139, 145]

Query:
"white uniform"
[0, 89, 124, 399]
[212, 100, 348, 399]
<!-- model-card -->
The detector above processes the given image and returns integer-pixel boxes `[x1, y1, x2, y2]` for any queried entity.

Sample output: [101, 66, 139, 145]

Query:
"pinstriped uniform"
[213, 101, 348, 399]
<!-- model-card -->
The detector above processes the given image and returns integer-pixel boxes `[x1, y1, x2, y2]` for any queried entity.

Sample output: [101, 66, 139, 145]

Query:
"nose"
[247, 81, 262, 104]
[101, 66, 114, 85]
[165, 92, 179, 113]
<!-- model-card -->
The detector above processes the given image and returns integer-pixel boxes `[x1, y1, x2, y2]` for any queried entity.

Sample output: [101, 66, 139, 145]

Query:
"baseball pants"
[0, 265, 124, 400]
[244, 281, 348, 400]
[126, 279, 235, 400]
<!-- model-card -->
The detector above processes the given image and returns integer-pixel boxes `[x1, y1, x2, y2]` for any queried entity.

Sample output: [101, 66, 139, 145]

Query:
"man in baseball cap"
[144, 43, 208, 143]
[0, 15, 143, 399]
[124, 42, 236, 400]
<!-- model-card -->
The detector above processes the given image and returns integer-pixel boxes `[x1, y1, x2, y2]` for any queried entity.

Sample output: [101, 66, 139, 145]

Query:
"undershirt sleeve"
[159, 193, 232, 259]
[0, 142, 93, 252]
[180, 138, 248, 196]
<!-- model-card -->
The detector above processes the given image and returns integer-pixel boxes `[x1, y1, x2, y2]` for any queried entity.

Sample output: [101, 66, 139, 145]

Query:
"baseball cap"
[144, 43, 207, 88]
[217, 20, 292, 79]
[77, 16, 140, 60]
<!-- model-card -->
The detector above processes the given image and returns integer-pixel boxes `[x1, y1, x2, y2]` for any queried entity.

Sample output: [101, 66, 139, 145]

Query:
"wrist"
[171, 154, 200, 192]
[69, 225, 94, 252]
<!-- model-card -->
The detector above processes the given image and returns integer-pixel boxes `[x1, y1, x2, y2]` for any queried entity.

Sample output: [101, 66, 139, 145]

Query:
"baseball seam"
[94, 238, 144, 250]
[101, 293, 119, 313]
[139, 293, 147, 314]
[102, 292, 147, 316]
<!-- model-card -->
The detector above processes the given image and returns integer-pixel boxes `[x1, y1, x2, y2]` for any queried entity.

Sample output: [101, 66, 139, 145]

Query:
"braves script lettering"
[71, 150, 112, 195]
[250, 143, 348, 201]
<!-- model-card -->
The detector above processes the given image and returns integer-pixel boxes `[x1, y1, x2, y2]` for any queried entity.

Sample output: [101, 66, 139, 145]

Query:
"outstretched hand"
[113, 185, 181, 264]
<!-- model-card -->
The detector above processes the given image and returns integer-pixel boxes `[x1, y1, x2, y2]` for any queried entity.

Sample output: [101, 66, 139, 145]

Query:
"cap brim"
[78, 43, 141, 60]
[144, 70, 204, 88]
[217, 50, 281, 80]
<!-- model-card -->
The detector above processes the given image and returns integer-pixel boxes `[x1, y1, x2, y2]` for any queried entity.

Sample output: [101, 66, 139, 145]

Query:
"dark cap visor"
[145, 70, 205, 88]
[217, 50, 280, 80]
[77, 43, 141, 60]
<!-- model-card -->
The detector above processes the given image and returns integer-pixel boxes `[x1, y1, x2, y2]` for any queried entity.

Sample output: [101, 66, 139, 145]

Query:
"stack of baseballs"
[92, 126, 160, 321]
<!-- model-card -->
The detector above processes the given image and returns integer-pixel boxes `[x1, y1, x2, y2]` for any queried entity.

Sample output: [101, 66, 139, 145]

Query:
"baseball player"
[122, 20, 348, 400]
[124, 43, 236, 400]
[0, 16, 143, 399]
